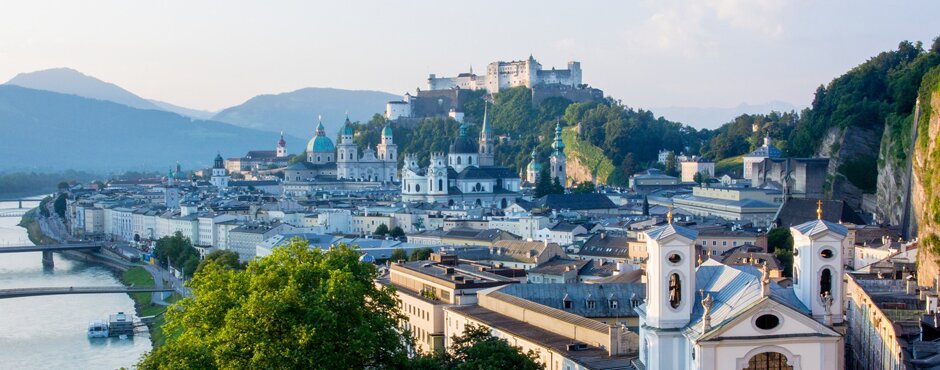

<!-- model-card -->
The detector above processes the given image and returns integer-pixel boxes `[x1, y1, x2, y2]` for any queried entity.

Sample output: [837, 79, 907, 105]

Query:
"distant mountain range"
[212, 87, 399, 138]
[0, 85, 302, 172]
[650, 101, 801, 130]
[6, 68, 216, 119]
[6, 68, 398, 140]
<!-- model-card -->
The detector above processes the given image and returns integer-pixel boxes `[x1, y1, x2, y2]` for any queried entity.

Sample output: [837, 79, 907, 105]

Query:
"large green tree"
[153, 232, 200, 277]
[196, 249, 243, 273]
[409, 325, 543, 370]
[138, 240, 410, 369]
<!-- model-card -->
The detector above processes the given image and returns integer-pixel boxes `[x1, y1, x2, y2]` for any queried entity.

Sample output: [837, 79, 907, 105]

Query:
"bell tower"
[549, 122, 567, 187]
[791, 200, 847, 324]
[639, 209, 697, 370]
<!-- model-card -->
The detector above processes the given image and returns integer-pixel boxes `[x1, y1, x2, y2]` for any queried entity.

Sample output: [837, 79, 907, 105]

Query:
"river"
[0, 200, 151, 369]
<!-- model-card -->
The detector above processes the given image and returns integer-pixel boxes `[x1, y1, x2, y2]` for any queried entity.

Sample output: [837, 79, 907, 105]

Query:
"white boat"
[87, 320, 108, 338]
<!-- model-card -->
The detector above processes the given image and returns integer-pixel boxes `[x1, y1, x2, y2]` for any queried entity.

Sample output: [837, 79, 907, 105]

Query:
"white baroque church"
[284, 116, 398, 184]
[401, 110, 521, 207]
[636, 204, 844, 370]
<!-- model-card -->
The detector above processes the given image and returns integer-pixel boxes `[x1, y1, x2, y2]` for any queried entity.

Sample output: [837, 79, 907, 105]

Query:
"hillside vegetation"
[561, 126, 616, 185]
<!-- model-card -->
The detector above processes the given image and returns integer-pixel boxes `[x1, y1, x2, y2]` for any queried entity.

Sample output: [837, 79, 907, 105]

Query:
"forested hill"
[348, 87, 797, 186]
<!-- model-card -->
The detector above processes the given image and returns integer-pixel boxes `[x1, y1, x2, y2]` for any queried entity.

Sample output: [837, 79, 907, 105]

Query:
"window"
[609, 300, 619, 309]
[438, 179, 443, 191]
[667, 253, 682, 264]
[755, 314, 780, 330]
[416, 184, 420, 192]
[820, 268, 832, 298]
[563, 299, 572, 309]
[669, 273, 681, 308]
[743, 352, 792, 370]
[468, 156, 472, 164]
[586, 300, 596, 309]
[820, 249, 834, 259]
[457, 157, 462, 165]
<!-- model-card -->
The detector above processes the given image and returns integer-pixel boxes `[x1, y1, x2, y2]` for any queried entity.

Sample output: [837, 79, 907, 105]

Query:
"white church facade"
[636, 205, 844, 370]
[401, 110, 521, 207]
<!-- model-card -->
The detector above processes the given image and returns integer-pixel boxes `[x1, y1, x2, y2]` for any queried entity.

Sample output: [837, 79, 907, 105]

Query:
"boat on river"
[87, 320, 108, 338]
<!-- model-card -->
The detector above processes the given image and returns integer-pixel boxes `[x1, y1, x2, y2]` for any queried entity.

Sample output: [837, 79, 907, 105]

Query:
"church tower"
[337, 116, 358, 180]
[525, 148, 541, 184]
[428, 152, 448, 196]
[478, 103, 495, 167]
[791, 201, 847, 324]
[376, 123, 398, 182]
[276, 132, 287, 158]
[210, 153, 229, 189]
[549, 122, 567, 187]
[639, 210, 698, 370]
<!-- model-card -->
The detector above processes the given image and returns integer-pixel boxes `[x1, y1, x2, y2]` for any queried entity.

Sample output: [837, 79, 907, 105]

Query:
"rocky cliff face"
[565, 156, 595, 187]
[815, 124, 882, 210]
[912, 68, 940, 287]
[875, 125, 913, 226]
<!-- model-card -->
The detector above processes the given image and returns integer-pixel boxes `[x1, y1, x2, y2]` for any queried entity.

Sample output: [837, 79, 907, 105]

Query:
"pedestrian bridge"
[0, 208, 30, 217]
[0, 286, 175, 299]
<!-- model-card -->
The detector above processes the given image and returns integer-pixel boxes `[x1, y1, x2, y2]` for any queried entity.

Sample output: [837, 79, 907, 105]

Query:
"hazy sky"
[2, 0, 938, 112]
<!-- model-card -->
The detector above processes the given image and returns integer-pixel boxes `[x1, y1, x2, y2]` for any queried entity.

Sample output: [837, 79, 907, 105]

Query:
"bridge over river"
[0, 286, 175, 299]
[0, 243, 103, 267]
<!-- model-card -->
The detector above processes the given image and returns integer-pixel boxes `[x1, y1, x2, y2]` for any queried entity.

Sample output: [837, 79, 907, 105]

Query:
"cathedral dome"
[382, 125, 393, 136]
[307, 135, 335, 153]
[450, 124, 477, 154]
[343, 124, 354, 136]
[307, 119, 336, 153]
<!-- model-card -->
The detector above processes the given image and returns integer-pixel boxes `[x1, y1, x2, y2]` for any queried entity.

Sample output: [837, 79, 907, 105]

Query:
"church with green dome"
[283, 116, 398, 195]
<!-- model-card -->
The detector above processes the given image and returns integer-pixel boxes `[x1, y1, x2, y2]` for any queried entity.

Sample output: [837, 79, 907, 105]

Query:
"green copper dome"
[307, 118, 335, 153]
[307, 135, 335, 153]
[382, 125, 393, 136]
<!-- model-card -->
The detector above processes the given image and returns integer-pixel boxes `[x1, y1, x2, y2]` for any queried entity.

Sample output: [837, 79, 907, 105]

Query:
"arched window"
[744, 352, 793, 370]
[340, 152, 344, 160]
[820, 268, 832, 298]
[415, 184, 421, 192]
[457, 157, 462, 165]
[438, 179, 443, 191]
[317, 156, 321, 162]
[669, 273, 681, 309]
[468, 156, 473, 165]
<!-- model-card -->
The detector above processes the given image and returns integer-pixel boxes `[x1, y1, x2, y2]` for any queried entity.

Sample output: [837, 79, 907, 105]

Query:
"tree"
[153, 232, 201, 277]
[389, 226, 405, 238]
[409, 325, 543, 370]
[53, 193, 67, 218]
[57, 181, 70, 192]
[693, 171, 709, 184]
[390, 248, 408, 262]
[197, 250, 243, 273]
[374, 223, 389, 236]
[408, 247, 434, 261]
[137, 240, 410, 369]
[664, 152, 679, 177]
[551, 176, 565, 194]
[767, 227, 794, 277]
[572, 181, 595, 194]
[534, 167, 553, 198]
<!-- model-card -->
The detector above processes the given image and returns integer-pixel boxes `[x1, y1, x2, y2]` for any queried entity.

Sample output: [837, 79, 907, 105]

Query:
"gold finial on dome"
[667, 206, 673, 224]
[816, 200, 823, 220]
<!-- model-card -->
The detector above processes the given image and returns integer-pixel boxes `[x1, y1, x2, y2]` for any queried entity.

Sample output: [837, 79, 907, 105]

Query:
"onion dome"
[552, 122, 565, 154]
[382, 124, 393, 137]
[306, 117, 335, 153]
[450, 124, 477, 154]
[277, 132, 286, 147]
[527, 149, 541, 171]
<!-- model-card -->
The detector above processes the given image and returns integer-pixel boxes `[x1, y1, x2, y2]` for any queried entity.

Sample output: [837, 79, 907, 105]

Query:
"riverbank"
[121, 267, 179, 347]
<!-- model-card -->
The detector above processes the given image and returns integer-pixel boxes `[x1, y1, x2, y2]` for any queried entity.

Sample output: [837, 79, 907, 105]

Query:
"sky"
[1, 0, 938, 113]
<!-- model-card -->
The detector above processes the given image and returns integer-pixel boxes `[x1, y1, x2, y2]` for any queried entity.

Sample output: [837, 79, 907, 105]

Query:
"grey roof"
[537, 193, 617, 211]
[526, 257, 590, 275]
[450, 135, 477, 154]
[496, 283, 645, 318]
[681, 260, 809, 341]
[775, 198, 865, 227]
[792, 219, 849, 238]
[579, 234, 631, 258]
[745, 143, 782, 158]
[644, 223, 698, 241]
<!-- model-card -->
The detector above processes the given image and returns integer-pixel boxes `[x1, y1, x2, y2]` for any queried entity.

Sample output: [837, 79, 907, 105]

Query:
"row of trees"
[137, 239, 541, 369]
[374, 223, 405, 238]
